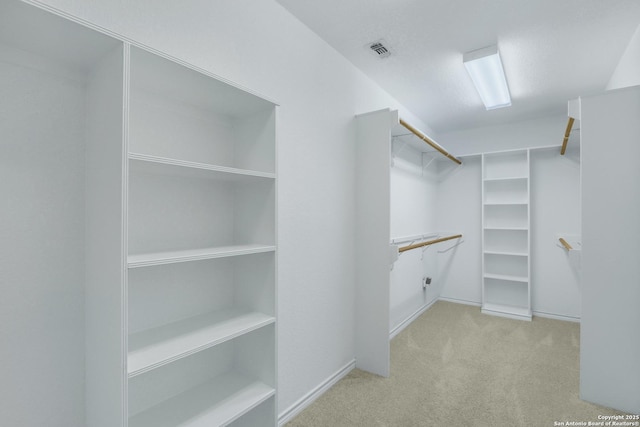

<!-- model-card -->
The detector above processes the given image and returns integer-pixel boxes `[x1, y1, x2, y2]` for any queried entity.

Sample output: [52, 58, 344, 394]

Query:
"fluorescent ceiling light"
[463, 45, 511, 110]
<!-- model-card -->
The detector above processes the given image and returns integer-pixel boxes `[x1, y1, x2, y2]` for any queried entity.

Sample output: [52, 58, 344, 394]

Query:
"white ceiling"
[275, 0, 640, 133]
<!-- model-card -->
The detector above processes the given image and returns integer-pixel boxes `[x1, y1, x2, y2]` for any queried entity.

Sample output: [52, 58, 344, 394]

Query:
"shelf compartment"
[484, 204, 528, 229]
[1, 2, 127, 424]
[484, 253, 528, 278]
[128, 167, 275, 256]
[129, 153, 276, 181]
[129, 326, 275, 426]
[484, 273, 529, 283]
[484, 179, 528, 205]
[484, 229, 528, 254]
[128, 309, 275, 377]
[129, 251, 275, 341]
[129, 373, 274, 427]
[483, 277, 530, 318]
[128, 244, 276, 268]
[227, 397, 276, 427]
[481, 302, 531, 321]
[483, 151, 528, 180]
[129, 46, 275, 174]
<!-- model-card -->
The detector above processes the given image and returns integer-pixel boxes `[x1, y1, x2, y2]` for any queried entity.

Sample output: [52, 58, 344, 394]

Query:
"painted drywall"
[35, 0, 430, 418]
[607, 23, 640, 90]
[389, 144, 438, 333]
[0, 51, 86, 427]
[530, 147, 581, 320]
[439, 114, 569, 156]
[436, 116, 582, 320]
[580, 86, 640, 413]
[436, 156, 483, 305]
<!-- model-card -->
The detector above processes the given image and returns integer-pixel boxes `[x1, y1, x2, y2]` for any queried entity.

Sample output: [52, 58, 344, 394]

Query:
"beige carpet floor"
[287, 301, 625, 426]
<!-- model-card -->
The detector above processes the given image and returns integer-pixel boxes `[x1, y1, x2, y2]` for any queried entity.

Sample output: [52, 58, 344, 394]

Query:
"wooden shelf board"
[484, 273, 529, 283]
[128, 309, 275, 377]
[482, 302, 532, 321]
[129, 372, 274, 427]
[128, 244, 276, 268]
[129, 152, 275, 182]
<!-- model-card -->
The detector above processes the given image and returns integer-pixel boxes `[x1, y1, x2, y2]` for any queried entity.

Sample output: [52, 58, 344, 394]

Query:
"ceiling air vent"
[368, 39, 391, 58]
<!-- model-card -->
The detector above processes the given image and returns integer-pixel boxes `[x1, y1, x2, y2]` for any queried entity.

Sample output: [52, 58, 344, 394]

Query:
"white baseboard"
[278, 359, 356, 425]
[533, 310, 580, 323]
[439, 297, 580, 323]
[389, 298, 438, 340]
[438, 296, 481, 307]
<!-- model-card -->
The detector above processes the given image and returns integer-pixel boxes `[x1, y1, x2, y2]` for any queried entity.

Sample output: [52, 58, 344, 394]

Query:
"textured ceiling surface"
[276, 0, 640, 133]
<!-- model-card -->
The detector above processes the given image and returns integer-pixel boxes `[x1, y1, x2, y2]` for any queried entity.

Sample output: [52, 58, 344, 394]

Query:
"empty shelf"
[483, 201, 528, 206]
[483, 226, 528, 231]
[484, 273, 529, 283]
[128, 244, 276, 268]
[483, 176, 528, 182]
[129, 152, 276, 181]
[129, 372, 275, 427]
[128, 309, 275, 377]
[482, 302, 532, 321]
[483, 250, 528, 257]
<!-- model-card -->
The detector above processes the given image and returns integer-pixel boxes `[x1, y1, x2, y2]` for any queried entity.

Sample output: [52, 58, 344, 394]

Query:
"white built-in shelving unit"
[127, 46, 277, 427]
[1, 1, 277, 426]
[481, 150, 532, 320]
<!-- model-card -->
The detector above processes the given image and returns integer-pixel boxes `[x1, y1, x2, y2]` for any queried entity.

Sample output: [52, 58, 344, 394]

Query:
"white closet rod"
[399, 118, 462, 165]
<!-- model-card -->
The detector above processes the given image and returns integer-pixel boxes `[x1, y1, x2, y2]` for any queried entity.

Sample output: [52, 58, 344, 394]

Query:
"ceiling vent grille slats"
[368, 40, 391, 58]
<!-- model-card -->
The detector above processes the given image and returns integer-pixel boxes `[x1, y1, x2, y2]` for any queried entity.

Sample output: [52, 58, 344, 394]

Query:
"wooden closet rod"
[399, 234, 462, 253]
[559, 237, 573, 251]
[560, 117, 575, 155]
[399, 119, 462, 165]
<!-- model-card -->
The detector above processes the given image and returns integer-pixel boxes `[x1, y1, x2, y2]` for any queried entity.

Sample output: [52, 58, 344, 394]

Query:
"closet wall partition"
[355, 108, 463, 377]
[0, 1, 277, 425]
[0, 2, 126, 425]
[580, 85, 640, 414]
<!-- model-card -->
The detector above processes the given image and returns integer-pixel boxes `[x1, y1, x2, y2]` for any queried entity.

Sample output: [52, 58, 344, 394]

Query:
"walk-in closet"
[2, 0, 639, 426]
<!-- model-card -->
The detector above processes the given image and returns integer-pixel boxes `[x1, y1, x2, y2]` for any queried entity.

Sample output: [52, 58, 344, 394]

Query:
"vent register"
[368, 40, 391, 58]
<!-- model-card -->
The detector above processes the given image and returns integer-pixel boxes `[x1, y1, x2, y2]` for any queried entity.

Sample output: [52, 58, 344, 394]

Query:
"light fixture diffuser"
[463, 45, 511, 110]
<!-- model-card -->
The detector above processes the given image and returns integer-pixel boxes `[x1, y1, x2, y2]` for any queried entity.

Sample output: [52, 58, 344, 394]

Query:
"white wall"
[580, 86, 640, 413]
[436, 116, 582, 320]
[530, 147, 581, 320]
[436, 156, 483, 305]
[607, 23, 640, 90]
[35, 0, 429, 418]
[439, 114, 569, 156]
[0, 51, 87, 427]
[389, 145, 438, 333]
